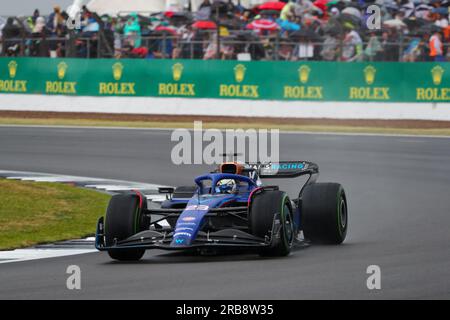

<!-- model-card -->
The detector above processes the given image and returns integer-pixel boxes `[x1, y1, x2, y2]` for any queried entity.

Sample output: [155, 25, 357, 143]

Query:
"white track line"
[0, 249, 97, 264]
[84, 184, 159, 191]
[0, 170, 166, 190]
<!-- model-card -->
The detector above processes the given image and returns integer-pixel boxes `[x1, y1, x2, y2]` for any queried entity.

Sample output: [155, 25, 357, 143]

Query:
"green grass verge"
[1, 117, 450, 136]
[0, 179, 110, 250]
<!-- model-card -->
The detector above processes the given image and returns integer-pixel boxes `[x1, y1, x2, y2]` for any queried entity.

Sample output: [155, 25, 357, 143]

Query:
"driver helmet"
[215, 179, 237, 194]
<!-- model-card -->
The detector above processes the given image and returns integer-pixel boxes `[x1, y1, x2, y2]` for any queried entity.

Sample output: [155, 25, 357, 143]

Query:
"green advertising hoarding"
[0, 57, 449, 102]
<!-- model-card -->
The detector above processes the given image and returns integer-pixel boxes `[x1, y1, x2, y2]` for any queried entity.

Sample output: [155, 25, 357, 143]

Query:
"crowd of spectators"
[1, 0, 449, 62]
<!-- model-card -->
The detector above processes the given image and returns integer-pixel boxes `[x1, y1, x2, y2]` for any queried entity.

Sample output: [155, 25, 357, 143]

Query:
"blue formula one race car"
[95, 161, 348, 261]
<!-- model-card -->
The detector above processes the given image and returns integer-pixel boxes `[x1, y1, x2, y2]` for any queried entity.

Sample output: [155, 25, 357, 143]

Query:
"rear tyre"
[249, 190, 294, 257]
[301, 183, 348, 244]
[105, 192, 147, 261]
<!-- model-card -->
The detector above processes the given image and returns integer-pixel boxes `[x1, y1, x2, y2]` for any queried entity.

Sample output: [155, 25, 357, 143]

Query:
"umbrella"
[258, 1, 286, 11]
[290, 28, 320, 40]
[164, 11, 175, 18]
[430, 0, 445, 5]
[344, 21, 357, 30]
[402, 17, 428, 30]
[415, 4, 433, 13]
[432, 7, 449, 15]
[170, 12, 192, 20]
[313, 0, 329, 14]
[416, 24, 442, 36]
[246, 19, 279, 31]
[154, 25, 178, 35]
[384, 2, 399, 11]
[323, 17, 343, 35]
[326, 0, 339, 6]
[342, 7, 362, 20]
[192, 20, 217, 30]
[383, 19, 407, 28]
[168, 12, 193, 27]
[339, 13, 361, 28]
[234, 30, 261, 41]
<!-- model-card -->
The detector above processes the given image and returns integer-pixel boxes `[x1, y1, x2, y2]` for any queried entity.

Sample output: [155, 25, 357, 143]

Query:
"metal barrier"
[1, 33, 448, 62]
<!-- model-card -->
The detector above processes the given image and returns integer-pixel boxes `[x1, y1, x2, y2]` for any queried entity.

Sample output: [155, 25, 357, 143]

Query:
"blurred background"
[1, 0, 449, 61]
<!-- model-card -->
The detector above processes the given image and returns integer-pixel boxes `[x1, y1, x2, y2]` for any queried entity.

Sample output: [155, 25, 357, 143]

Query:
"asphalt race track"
[0, 125, 449, 299]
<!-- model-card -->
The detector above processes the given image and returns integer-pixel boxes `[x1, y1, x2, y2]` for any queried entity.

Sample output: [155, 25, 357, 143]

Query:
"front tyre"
[249, 190, 294, 256]
[105, 192, 148, 261]
[301, 183, 348, 244]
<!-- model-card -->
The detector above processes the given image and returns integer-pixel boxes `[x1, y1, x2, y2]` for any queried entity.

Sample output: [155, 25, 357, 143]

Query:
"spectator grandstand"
[0, 0, 449, 61]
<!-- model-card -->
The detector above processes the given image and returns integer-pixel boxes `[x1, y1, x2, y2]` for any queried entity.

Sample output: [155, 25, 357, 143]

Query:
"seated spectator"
[30, 17, 50, 57]
[320, 34, 340, 61]
[364, 31, 383, 61]
[2, 17, 21, 56]
[402, 38, 422, 62]
[381, 29, 400, 62]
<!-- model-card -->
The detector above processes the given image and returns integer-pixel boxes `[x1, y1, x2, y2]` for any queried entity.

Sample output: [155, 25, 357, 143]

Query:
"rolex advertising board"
[0, 58, 448, 102]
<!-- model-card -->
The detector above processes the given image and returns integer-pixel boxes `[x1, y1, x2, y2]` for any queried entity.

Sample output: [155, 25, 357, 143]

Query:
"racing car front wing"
[95, 213, 284, 251]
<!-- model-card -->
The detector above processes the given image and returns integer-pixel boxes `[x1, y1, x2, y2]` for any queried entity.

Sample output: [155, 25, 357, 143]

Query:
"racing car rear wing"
[257, 161, 319, 179]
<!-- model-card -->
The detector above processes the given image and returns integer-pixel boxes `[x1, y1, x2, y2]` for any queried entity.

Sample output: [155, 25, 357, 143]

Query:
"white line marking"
[84, 184, 159, 191]
[6, 176, 47, 180]
[17, 177, 105, 182]
[280, 130, 450, 139]
[9, 176, 94, 182]
[0, 249, 97, 264]
[0, 170, 166, 190]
